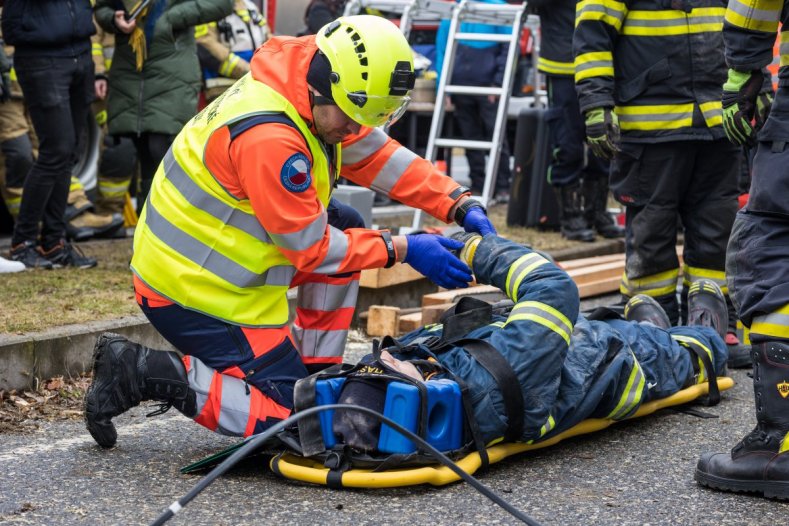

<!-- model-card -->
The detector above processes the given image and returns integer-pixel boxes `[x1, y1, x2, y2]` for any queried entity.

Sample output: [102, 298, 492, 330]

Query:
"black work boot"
[695, 341, 789, 500]
[554, 183, 595, 242]
[582, 176, 624, 239]
[686, 279, 728, 339]
[84, 332, 193, 448]
[624, 294, 671, 329]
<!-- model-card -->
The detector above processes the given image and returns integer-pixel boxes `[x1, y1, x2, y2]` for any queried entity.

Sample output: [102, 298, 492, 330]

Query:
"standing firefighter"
[695, 0, 789, 499]
[573, 0, 750, 366]
[84, 16, 496, 447]
[529, 0, 623, 242]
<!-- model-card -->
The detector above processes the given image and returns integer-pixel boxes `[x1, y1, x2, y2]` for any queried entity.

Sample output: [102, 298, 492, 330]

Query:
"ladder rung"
[434, 138, 494, 150]
[464, 3, 524, 14]
[455, 32, 512, 43]
[444, 85, 505, 96]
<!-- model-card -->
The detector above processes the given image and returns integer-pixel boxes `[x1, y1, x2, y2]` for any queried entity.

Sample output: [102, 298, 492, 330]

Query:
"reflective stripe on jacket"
[574, 0, 728, 142]
[132, 74, 333, 327]
[530, 0, 576, 76]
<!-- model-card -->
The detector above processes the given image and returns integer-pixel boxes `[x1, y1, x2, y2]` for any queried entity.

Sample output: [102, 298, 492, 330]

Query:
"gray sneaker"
[39, 241, 97, 269]
[9, 241, 53, 270]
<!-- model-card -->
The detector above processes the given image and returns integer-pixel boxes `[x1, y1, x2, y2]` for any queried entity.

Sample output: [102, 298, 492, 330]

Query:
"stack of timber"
[366, 253, 630, 337]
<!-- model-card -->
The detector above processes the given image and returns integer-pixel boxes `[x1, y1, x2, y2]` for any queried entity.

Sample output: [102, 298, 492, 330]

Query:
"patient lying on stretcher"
[327, 233, 728, 453]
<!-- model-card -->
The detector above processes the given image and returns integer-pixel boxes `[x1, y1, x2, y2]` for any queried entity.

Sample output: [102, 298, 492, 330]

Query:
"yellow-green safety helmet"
[316, 15, 416, 128]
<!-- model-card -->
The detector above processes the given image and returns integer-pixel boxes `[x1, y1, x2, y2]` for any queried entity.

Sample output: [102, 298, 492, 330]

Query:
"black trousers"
[727, 136, 789, 339]
[612, 139, 740, 323]
[545, 74, 608, 187]
[12, 52, 94, 248]
[451, 94, 511, 194]
[131, 132, 174, 215]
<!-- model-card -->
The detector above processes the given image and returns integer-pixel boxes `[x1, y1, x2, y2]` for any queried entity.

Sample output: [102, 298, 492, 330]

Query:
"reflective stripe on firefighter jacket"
[723, 0, 789, 140]
[530, 0, 577, 76]
[574, 0, 729, 142]
[131, 74, 336, 328]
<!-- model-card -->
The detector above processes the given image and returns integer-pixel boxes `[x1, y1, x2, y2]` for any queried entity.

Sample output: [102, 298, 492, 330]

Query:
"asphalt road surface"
[2, 316, 788, 525]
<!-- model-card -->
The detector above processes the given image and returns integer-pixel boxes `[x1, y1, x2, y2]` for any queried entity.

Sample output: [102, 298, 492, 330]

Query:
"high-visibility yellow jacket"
[574, 0, 729, 142]
[132, 36, 465, 328]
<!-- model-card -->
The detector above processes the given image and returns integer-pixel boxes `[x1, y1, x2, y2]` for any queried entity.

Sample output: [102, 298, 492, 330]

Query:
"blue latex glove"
[463, 206, 497, 236]
[404, 234, 472, 289]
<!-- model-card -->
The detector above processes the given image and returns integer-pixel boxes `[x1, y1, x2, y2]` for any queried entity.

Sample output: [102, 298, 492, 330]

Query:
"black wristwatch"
[380, 230, 396, 268]
[454, 199, 486, 227]
[449, 185, 471, 201]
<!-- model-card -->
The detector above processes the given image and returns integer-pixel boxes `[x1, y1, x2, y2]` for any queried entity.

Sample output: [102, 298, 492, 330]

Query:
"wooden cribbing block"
[422, 285, 503, 307]
[398, 312, 424, 334]
[566, 261, 625, 285]
[558, 253, 624, 271]
[578, 277, 623, 298]
[421, 302, 455, 326]
[360, 263, 424, 289]
[367, 305, 400, 337]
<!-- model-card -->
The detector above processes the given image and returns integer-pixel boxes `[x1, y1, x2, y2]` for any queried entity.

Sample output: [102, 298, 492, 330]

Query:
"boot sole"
[695, 468, 789, 500]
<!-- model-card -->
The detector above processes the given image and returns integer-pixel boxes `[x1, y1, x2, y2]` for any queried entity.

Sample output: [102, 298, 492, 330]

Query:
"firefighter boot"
[685, 279, 728, 340]
[582, 176, 624, 239]
[65, 189, 124, 241]
[84, 332, 194, 448]
[695, 342, 789, 500]
[624, 294, 671, 329]
[554, 182, 595, 242]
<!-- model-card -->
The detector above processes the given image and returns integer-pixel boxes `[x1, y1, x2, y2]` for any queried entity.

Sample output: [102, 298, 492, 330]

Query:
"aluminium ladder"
[411, 0, 527, 231]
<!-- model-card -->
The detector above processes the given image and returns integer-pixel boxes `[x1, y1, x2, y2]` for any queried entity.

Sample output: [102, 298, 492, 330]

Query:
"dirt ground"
[0, 374, 91, 434]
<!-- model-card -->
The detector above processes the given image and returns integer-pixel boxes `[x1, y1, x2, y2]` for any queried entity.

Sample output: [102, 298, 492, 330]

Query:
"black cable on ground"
[150, 403, 542, 526]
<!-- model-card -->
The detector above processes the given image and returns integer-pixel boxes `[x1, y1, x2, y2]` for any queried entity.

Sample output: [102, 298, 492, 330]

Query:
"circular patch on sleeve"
[280, 152, 312, 193]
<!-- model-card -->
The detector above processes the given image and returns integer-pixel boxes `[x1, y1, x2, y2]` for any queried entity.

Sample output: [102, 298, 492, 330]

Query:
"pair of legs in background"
[545, 74, 623, 242]
[10, 52, 94, 268]
[613, 139, 748, 367]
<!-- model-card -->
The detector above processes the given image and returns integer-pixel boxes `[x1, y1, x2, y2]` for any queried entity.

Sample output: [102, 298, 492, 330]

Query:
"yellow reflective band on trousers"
[751, 304, 789, 340]
[574, 51, 614, 82]
[504, 252, 550, 301]
[220, 54, 241, 77]
[575, 0, 628, 32]
[682, 264, 728, 294]
[781, 432, 789, 454]
[69, 176, 84, 192]
[671, 335, 714, 383]
[607, 352, 645, 420]
[537, 57, 575, 76]
[781, 30, 789, 68]
[525, 415, 557, 445]
[615, 103, 694, 131]
[132, 74, 335, 327]
[725, 0, 782, 33]
[505, 301, 573, 346]
[622, 8, 724, 36]
[99, 177, 131, 199]
[620, 268, 679, 297]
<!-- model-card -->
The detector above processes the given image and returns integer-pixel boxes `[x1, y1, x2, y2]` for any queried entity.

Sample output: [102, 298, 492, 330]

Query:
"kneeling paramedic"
[84, 15, 496, 447]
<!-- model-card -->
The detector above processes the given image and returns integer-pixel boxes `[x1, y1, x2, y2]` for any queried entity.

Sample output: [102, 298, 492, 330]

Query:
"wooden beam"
[366, 305, 400, 337]
[359, 263, 425, 289]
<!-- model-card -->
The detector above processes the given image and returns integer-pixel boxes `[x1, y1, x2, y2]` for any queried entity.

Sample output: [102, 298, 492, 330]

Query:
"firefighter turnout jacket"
[573, 0, 729, 142]
[723, 0, 789, 141]
[530, 0, 576, 77]
[397, 236, 728, 444]
[131, 35, 466, 328]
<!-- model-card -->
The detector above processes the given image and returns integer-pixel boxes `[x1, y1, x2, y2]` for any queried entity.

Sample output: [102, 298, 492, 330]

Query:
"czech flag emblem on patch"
[280, 152, 312, 193]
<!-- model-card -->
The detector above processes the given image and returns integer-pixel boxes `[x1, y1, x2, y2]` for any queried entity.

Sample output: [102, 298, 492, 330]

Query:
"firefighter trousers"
[612, 139, 740, 324]
[727, 134, 789, 343]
